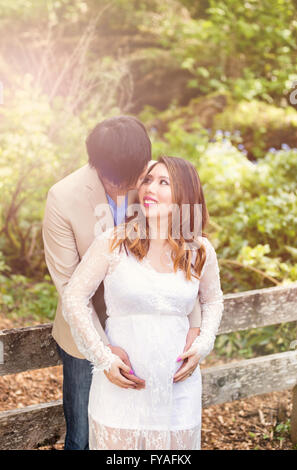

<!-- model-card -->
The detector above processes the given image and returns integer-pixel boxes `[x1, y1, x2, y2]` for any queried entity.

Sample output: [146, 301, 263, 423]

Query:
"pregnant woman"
[62, 156, 224, 450]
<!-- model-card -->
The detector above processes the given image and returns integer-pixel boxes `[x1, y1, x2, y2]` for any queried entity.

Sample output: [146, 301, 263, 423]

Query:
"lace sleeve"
[61, 228, 119, 372]
[192, 238, 224, 363]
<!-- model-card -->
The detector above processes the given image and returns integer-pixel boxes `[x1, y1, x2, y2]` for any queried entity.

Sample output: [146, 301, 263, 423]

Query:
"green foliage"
[0, 252, 57, 321]
[274, 420, 291, 436]
[214, 322, 297, 360]
[161, 0, 297, 102]
[219, 187, 297, 257]
[0, 67, 123, 277]
[152, 122, 209, 163]
[2, 0, 297, 107]
[131, 0, 297, 103]
[0, 80, 87, 277]
[213, 100, 297, 159]
[0, 0, 90, 22]
[260, 147, 297, 190]
[0, 273, 58, 322]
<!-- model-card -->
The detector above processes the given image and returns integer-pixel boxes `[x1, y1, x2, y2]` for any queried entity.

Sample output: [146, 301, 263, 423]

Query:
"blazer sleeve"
[42, 187, 110, 346]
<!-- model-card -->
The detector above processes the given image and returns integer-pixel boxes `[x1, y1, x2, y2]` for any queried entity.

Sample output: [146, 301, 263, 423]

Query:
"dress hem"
[88, 416, 201, 432]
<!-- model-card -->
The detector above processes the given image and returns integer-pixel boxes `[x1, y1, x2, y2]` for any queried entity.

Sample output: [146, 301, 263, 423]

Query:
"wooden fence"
[0, 282, 297, 449]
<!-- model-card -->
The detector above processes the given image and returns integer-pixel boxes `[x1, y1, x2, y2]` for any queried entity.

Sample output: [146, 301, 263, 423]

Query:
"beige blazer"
[42, 163, 201, 359]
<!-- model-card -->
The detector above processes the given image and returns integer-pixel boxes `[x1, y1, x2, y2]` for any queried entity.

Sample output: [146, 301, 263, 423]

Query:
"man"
[42, 115, 201, 450]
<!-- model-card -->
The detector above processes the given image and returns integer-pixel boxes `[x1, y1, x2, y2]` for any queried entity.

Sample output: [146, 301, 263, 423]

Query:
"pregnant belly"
[105, 314, 189, 381]
[89, 314, 194, 429]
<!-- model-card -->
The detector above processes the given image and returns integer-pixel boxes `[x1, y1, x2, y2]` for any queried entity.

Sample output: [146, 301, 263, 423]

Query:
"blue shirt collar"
[106, 193, 128, 226]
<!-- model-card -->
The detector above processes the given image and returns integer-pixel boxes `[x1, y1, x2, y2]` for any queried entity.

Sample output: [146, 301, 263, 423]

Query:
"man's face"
[98, 161, 154, 195]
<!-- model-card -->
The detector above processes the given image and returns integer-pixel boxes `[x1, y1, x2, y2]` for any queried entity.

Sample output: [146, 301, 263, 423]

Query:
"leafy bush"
[150, 0, 297, 103]
[0, 81, 86, 277]
[213, 100, 297, 159]
[0, 73, 123, 277]
[214, 322, 297, 360]
[0, 251, 57, 322]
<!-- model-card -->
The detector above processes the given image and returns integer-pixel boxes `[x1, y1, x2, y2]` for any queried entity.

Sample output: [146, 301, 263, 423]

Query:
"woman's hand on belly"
[173, 327, 200, 383]
[105, 344, 146, 390]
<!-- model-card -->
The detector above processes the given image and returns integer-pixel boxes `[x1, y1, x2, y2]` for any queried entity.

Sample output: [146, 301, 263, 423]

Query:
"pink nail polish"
[177, 357, 182, 362]
[129, 369, 134, 374]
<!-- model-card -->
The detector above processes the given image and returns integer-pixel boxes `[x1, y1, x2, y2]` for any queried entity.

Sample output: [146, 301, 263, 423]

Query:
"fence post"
[291, 384, 297, 445]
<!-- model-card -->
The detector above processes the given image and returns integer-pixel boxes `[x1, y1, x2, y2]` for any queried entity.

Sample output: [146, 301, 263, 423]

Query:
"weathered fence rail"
[0, 283, 297, 449]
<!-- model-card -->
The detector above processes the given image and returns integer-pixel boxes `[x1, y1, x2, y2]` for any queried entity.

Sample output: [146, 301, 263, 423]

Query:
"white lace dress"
[62, 228, 224, 450]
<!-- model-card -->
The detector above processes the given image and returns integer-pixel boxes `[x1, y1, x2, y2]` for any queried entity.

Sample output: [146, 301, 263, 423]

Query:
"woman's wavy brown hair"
[109, 156, 210, 280]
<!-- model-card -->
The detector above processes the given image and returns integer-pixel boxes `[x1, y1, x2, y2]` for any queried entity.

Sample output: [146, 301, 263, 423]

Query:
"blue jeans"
[56, 343, 93, 450]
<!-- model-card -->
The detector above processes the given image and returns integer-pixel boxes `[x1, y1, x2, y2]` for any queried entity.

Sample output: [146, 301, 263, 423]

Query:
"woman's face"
[138, 163, 173, 219]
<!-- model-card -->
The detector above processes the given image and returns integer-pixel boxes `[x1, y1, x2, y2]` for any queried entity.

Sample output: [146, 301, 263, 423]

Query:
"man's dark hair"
[86, 115, 151, 187]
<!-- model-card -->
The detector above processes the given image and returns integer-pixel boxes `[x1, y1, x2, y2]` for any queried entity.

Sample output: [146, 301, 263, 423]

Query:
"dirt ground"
[0, 314, 295, 450]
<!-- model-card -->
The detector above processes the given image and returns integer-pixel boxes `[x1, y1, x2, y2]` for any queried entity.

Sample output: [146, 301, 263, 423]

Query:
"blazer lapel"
[84, 165, 114, 232]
